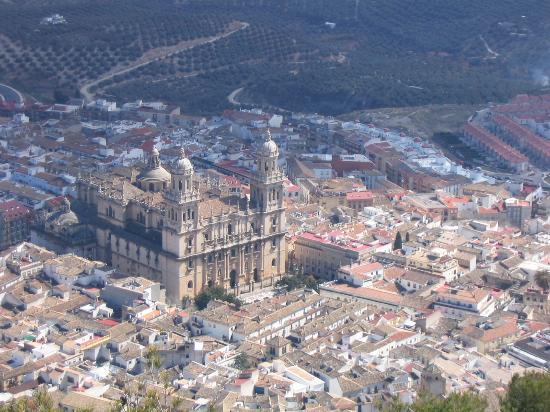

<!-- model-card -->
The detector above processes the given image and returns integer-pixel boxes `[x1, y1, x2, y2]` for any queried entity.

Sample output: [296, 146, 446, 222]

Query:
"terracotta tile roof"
[464, 123, 527, 164]
[0, 199, 31, 220]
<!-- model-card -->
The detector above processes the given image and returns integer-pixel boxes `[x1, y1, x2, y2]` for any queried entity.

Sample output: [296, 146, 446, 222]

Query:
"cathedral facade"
[76, 135, 286, 305]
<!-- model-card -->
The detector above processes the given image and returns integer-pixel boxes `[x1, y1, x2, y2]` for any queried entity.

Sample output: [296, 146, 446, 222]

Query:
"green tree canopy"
[195, 286, 241, 310]
[501, 371, 550, 412]
[381, 391, 487, 412]
[276, 274, 320, 292]
[534, 270, 550, 291]
[393, 232, 403, 250]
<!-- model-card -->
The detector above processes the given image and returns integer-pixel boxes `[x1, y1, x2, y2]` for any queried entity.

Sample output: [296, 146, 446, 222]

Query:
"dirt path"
[80, 21, 249, 101]
[227, 87, 244, 104]
[479, 35, 499, 58]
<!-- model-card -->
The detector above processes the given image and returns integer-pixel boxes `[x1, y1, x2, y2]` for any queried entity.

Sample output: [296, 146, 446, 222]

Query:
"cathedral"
[75, 133, 286, 305]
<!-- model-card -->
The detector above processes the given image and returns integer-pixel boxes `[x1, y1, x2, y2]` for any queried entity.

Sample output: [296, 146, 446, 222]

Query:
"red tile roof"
[346, 191, 374, 201]
[0, 199, 30, 221]
[464, 123, 528, 164]
[492, 114, 550, 159]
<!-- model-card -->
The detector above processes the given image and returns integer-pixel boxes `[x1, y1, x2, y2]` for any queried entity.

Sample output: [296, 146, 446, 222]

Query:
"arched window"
[187, 280, 193, 289]
[179, 180, 183, 191]
[230, 270, 238, 288]
[149, 183, 154, 191]
[253, 268, 260, 283]
[272, 258, 276, 267]
[228, 223, 232, 235]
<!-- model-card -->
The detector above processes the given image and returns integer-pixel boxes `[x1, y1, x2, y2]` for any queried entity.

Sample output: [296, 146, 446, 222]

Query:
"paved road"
[0, 83, 24, 105]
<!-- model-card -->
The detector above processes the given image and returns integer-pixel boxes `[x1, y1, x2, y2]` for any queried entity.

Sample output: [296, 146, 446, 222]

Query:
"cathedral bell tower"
[248, 129, 286, 285]
[163, 148, 199, 256]
[250, 130, 284, 213]
[162, 147, 200, 304]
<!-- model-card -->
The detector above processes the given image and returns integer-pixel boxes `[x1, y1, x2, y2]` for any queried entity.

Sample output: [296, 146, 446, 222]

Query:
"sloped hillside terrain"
[1, 0, 549, 114]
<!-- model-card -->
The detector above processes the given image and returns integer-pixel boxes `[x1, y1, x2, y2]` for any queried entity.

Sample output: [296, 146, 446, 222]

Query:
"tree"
[276, 274, 320, 292]
[0, 388, 94, 412]
[393, 232, 403, 250]
[381, 390, 487, 412]
[53, 89, 69, 103]
[534, 270, 550, 291]
[233, 352, 251, 370]
[145, 345, 162, 374]
[501, 372, 550, 412]
[194, 286, 242, 310]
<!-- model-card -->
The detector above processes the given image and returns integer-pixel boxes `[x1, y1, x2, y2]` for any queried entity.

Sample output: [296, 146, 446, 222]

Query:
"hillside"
[1, 0, 549, 114]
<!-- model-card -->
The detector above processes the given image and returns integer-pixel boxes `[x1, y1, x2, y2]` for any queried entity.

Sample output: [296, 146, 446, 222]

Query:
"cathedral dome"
[137, 166, 171, 182]
[174, 147, 193, 173]
[137, 147, 171, 183]
[258, 131, 279, 157]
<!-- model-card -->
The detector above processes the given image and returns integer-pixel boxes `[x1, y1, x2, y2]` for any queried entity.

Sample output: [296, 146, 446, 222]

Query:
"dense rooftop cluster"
[0, 92, 548, 410]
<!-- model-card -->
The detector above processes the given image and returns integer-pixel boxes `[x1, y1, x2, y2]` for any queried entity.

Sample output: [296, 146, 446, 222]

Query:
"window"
[228, 223, 233, 235]
[272, 238, 277, 247]
[272, 258, 276, 267]
[204, 233, 209, 241]
[187, 280, 193, 289]
[230, 270, 237, 288]
[231, 248, 236, 257]
[149, 183, 154, 191]
[188, 259, 194, 269]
